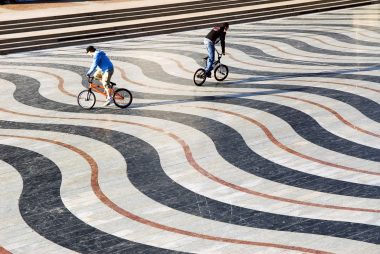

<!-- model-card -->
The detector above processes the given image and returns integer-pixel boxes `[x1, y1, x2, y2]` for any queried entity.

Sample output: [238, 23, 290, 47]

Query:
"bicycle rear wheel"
[77, 90, 96, 109]
[214, 64, 229, 81]
[113, 88, 133, 108]
[193, 68, 206, 86]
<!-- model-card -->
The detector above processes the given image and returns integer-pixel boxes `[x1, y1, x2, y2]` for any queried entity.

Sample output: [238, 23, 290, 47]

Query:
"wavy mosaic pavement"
[1, 4, 380, 254]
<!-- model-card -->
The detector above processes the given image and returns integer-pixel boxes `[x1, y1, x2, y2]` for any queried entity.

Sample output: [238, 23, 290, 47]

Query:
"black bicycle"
[193, 49, 229, 86]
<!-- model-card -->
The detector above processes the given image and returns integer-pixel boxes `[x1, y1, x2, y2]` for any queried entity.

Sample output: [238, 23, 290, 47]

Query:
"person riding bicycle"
[86, 45, 114, 106]
[204, 22, 229, 78]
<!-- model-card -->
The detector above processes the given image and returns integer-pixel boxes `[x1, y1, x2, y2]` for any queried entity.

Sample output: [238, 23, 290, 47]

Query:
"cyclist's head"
[86, 45, 96, 55]
[223, 22, 229, 31]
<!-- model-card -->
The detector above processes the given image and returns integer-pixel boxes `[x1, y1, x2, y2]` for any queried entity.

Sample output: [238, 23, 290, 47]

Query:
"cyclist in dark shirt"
[204, 22, 229, 77]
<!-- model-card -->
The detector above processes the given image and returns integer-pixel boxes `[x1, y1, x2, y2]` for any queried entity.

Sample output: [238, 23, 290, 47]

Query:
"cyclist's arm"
[220, 32, 226, 54]
[87, 53, 101, 76]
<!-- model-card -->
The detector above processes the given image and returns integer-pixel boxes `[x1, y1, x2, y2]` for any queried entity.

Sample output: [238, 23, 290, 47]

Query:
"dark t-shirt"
[205, 26, 227, 53]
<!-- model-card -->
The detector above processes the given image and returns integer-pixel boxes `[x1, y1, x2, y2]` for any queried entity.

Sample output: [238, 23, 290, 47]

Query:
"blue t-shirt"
[87, 50, 114, 76]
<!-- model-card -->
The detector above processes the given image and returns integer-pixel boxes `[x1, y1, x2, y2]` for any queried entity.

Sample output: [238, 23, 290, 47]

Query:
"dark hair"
[223, 22, 229, 29]
[86, 45, 96, 53]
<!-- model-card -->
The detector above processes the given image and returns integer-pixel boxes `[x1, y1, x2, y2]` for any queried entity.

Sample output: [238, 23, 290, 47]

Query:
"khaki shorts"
[94, 69, 114, 87]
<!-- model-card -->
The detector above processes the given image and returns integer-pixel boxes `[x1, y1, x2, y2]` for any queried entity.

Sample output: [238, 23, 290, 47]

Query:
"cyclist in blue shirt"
[204, 22, 229, 78]
[86, 46, 114, 106]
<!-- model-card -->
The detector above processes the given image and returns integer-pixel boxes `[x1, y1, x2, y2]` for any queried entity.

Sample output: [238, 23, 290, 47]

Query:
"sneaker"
[103, 98, 113, 106]
[206, 72, 211, 78]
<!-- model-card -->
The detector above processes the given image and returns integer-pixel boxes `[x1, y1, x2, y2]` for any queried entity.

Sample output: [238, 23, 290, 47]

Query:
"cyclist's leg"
[204, 38, 215, 76]
[94, 69, 103, 81]
[102, 70, 114, 100]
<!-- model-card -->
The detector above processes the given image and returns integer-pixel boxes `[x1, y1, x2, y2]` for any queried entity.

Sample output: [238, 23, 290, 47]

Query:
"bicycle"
[77, 76, 133, 109]
[193, 49, 229, 86]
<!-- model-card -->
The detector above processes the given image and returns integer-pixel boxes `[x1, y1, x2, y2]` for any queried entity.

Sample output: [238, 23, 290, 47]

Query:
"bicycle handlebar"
[215, 49, 223, 58]
[87, 76, 94, 83]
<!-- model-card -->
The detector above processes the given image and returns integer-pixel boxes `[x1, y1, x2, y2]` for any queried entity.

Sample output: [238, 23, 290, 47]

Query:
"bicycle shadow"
[129, 87, 306, 109]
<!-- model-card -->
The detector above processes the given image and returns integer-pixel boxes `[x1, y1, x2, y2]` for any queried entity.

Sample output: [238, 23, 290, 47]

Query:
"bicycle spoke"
[77, 90, 96, 109]
[113, 88, 132, 108]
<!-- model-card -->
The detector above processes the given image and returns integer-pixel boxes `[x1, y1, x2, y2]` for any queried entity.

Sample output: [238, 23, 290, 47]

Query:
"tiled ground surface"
[1, 4, 380, 254]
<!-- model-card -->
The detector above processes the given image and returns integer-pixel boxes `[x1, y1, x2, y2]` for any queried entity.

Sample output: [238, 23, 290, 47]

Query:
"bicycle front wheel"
[113, 88, 133, 108]
[193, 68, 206, 86]
[214, 64, 229, 81]
[77, 90, 96, 109]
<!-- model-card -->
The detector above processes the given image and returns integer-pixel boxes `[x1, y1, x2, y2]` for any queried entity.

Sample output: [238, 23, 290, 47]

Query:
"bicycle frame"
[88, 82, 107, 96]
[78, 76, 133, 109]
[87, 77, 127, 101]
[203, 49, 223, 68]
[87, 76, 114, 98]
[193, 48, 228, 86]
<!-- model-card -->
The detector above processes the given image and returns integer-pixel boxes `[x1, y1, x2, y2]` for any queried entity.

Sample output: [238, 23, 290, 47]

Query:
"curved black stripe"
[0, 89, 379, 201]
[1, 69, 380, 162]
[218, 97, 380, 161]
[107, 44, 380, 84]
[120, 38, 373, 69]
[173, 32, 380, 59]
[16, 55, 380, 126]
[257, 32, 380, 53]
[126, 109, 380, 197]
[107, 44, 358, 69]
[1, 121, 379, 244]
[254, 22, 380, 37]
[112, 51, 380, 126]
[237, 30, 380, 49]
[113, 43, 368, 73]
[2, 57, 380, 120]
[0, 144, 179, 253]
